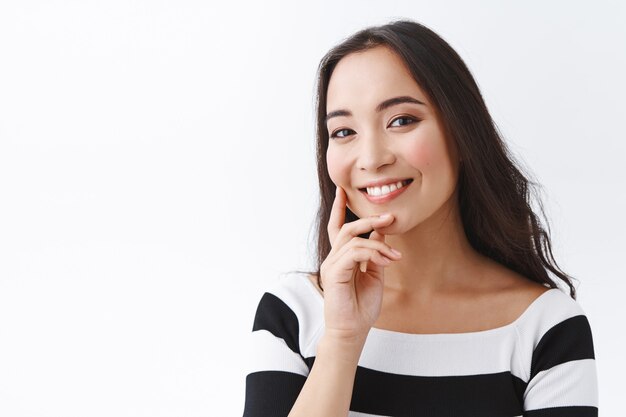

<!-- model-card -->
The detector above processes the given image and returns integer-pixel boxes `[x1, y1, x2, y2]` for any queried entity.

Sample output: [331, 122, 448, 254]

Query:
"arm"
[285, 188, 400, 416]
[523, 314, 598, 416]
[244, 187, 400, 416]
[287, 333, 366, 417]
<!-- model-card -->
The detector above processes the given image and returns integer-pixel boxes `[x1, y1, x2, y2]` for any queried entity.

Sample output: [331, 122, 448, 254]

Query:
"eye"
[329, 116, 419, 139]
[389, 116, 419, 127]
[329, 128, 354, 139]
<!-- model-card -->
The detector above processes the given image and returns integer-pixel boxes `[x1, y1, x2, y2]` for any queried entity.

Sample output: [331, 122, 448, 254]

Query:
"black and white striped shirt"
[242, 272, 598, 416]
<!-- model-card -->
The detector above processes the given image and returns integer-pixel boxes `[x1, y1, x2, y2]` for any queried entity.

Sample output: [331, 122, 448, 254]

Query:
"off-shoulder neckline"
[299, 272, 559, 341]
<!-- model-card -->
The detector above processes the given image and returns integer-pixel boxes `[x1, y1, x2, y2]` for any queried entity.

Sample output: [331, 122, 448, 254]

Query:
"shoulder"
[259, 272, 324, 319]
[514, 284, 596, 381]
[252, 272, 324, 358]
[515, 284, 591, 343]
[513, 286, 599, 412]
[478, 260, 581, 331]
[306, 273, 324, 296]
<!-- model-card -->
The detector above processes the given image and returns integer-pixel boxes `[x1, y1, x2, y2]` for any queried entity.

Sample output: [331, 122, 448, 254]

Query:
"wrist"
[322, 327, 369, 345]
[318, 330, 368, 364]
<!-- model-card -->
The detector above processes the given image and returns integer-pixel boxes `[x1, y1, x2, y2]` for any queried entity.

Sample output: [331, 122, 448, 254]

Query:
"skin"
[317, 45, 548, 334]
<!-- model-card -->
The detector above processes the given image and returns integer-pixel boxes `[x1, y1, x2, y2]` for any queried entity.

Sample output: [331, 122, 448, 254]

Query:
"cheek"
[403, 138, 437, 172]
[326, 147, 350, 185]
[326, 147, 360, 213]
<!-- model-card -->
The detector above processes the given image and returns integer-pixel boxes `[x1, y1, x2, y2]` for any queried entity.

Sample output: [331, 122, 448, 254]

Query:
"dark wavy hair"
[294, 19, 577, 299]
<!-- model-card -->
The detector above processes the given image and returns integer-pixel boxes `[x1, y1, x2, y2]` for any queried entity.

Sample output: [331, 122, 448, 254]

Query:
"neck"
[383, 195, 484, 298]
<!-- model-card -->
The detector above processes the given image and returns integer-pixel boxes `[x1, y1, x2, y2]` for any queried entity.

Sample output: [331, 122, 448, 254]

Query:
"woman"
[243, 19, 598, 417]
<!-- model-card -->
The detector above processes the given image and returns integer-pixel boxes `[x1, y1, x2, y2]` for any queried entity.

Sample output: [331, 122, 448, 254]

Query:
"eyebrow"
[325, 95, 426, 124]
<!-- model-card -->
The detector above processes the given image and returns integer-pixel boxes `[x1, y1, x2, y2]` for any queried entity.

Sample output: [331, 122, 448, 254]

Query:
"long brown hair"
[295, 19, 577, 299]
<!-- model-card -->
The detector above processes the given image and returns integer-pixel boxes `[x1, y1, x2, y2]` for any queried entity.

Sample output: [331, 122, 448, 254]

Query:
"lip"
[359, 179, 413, 204]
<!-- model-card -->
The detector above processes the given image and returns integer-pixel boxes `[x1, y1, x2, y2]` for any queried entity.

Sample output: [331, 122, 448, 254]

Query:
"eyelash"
[329, 116, 419, 139]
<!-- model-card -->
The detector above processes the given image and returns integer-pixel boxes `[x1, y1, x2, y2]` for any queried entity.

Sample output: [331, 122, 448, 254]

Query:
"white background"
[0, 0, 624, 415]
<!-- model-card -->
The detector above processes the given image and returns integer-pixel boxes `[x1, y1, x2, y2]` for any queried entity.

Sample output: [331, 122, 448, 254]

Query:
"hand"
[319, 186, 402, 343]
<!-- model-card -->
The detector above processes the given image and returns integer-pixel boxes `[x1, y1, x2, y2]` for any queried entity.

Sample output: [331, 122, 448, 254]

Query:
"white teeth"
[366, 180, 406, 197]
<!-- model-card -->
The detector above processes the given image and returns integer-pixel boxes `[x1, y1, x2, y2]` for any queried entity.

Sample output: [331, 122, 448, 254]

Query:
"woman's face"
[325, 45, 461, 235]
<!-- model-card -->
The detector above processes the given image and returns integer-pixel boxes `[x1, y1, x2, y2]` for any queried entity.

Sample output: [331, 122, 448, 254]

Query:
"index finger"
[359, 223, 388, 273]
[327, 185, 346, 246]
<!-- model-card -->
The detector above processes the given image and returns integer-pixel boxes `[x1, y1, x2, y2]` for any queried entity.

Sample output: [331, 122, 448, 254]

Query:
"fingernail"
[391, 249, 402, 256]
[378, 214, 392, 220]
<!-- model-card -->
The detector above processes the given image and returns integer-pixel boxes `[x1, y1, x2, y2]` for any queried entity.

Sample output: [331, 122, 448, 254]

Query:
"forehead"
[326, 45, 429, 110]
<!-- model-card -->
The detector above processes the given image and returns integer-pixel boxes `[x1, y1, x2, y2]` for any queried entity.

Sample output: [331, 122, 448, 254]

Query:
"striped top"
[242, 272, 598, 417]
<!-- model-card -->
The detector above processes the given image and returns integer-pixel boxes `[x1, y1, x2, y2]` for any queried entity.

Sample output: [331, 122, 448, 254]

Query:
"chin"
[375, 219, 404, 235]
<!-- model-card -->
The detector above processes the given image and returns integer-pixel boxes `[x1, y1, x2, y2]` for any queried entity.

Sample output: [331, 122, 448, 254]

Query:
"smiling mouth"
[358, 178, 413, 197]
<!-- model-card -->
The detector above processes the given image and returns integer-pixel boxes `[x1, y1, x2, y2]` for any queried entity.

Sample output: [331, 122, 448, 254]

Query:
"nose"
[356, 131, 395, 171]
